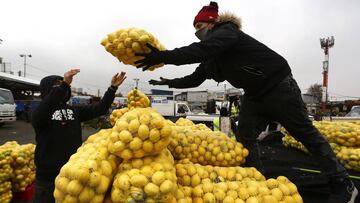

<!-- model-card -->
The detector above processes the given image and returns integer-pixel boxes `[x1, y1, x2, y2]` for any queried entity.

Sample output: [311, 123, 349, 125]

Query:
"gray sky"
[1, 0, 359, 100]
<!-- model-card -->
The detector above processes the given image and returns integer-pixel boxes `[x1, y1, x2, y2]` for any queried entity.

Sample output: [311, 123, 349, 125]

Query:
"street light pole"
[134, 78, 139, 89]
[19, 54, 32, 77]
[320, 36, 334, 112]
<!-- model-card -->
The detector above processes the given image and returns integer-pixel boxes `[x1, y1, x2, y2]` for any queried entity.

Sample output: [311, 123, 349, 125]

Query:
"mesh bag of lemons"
[108, 108, 172, 160]
[10, 143, 36, 192]
[101, 27, 166, 70]
[110, 89, 150, 126]
[175, 118, 212, 131]
[174, 159, 302, 202]
[176, 177, 302, 203]
[0, 145, 13, 203]
[282, 127, 360, 171]
[168, 126, 248, 166]
[314, 121, 360, 147]
[175, 159, 265, 188]
[110, 107, 129, 126]
[0, 141, 36, 194]
[111, 149, 177, 203]
[54, 131, 121, 203]
[127, 89, 150, 109]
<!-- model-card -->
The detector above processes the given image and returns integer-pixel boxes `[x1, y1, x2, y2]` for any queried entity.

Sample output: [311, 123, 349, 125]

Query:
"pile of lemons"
[53, 88, 304, 202]
[101, 27, 166, 70]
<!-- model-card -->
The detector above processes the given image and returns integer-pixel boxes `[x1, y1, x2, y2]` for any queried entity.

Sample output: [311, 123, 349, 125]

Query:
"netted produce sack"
[175, 118, 195, 126]
[0, 189, 12, 203]
[175, 159, 265, 188]
[101, 27, 166, 70]
[54, 139, 121, 203]
[175, 118, 212, 131]
[0, 145, 13, 203]
[314, 121, 360, 147]
[282, 131, 360, 172]
[85, 129, 113, 145]
[10, 143, 36, 192]
[169, 126, 248, 166]
[127, 89, 150, 109]
[108, 108, 172, 160]
[111, 149, 177, 203]
[282, 134, 309, 154]
[331, 143, 360, 171]
[176, 177, 303, 203]
[110, 108, 129, 126]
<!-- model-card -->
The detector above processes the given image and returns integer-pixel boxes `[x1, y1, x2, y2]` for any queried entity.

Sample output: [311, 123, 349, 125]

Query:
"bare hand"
[63, 69, 80, 85]
[111, 72, 127, 87]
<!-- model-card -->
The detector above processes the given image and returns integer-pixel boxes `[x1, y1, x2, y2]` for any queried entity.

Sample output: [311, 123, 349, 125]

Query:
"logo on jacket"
[51, 109, 75, 121]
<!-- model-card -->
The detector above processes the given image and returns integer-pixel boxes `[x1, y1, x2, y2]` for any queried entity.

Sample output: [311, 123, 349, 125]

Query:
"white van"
[0, 88, 16, 126]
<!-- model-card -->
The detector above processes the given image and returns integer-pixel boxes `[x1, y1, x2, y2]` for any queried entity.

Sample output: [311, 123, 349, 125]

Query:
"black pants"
[33, 179, 55, 203]
[237, 75, 348, 180]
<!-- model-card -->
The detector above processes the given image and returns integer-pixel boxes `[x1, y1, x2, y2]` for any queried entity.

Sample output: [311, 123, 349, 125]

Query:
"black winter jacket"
[162, 16, 291, 100]
[32, 75, 116, 181]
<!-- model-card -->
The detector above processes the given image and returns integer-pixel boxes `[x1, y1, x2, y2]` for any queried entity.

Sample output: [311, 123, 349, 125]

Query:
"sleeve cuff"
[109, 85, 118, 92]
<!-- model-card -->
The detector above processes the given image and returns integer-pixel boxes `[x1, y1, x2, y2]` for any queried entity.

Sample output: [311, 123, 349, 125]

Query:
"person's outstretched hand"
[63, 69, 80, 85]
[135, 43, 164, 71]
[149, 77, 170, 86]
[111, 72, 127, 87]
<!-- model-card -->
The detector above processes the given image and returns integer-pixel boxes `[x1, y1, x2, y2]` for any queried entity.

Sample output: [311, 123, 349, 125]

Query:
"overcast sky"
[1, 0, 359, 100]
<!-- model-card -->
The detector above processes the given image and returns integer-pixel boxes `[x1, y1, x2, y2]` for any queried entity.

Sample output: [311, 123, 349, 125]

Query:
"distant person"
[31, 69, 126, 203]
[135, 2, 358, 202]
[24, 101, 31, 122]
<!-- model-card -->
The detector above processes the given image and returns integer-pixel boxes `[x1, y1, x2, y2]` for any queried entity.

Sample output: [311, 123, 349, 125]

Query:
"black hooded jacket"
[162, 13, 291, 100]
[32, 75, 116, 181]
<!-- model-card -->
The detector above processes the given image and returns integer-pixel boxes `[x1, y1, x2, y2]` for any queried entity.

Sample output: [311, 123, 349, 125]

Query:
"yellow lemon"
[144, 183, 159, 196]
[130, 174, 148, 187]
[152, 171, 166, 185]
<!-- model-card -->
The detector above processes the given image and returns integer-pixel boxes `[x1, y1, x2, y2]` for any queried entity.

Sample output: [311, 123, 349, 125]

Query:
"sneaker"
[328, 178, 358, 203]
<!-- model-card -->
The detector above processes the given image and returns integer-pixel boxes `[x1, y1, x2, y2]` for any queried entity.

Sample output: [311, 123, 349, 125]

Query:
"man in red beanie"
[135, 2, 358, 202]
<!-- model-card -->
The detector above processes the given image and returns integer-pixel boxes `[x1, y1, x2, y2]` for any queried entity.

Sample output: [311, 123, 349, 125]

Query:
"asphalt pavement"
[0, 120, 98, 145]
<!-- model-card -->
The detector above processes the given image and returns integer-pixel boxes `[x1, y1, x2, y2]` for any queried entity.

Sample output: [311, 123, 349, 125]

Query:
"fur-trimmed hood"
[218, 12, 242, 30]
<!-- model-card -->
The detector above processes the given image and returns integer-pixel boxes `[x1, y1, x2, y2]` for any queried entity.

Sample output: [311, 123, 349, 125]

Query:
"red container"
[12, 182, 35, 201]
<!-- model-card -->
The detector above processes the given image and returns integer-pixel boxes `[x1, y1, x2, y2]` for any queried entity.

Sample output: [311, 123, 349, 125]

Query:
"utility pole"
[134, 78, 139, 89]
[19, 54, 32, 77]
[223, 82, 227, 101]
[320, 36, 334, 112]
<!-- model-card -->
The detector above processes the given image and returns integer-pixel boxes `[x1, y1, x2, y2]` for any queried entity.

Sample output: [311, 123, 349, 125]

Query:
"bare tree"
[307, 84, 322, 103]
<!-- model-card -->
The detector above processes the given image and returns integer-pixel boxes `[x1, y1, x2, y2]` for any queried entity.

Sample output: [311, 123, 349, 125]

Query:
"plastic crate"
[12, 182, 35, 201]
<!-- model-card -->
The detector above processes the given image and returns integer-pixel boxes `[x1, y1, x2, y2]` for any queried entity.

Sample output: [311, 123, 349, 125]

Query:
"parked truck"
[0, 88, 16, 126]
[151, 97, 191, 118]
[323, 105, 360, 122]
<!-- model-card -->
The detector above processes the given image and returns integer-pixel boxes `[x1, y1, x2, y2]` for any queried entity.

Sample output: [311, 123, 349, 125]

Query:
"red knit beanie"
[193, 1, 219, 26]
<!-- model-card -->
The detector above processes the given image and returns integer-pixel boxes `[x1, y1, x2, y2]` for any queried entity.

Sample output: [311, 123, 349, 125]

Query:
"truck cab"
[0, 88, 16, 126]
[150, 97, 192, 119]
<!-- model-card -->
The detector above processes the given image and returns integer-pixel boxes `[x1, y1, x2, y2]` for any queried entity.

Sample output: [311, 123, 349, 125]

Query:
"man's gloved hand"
[149, 77, 170, 86]
[135, 43, 165, 71]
